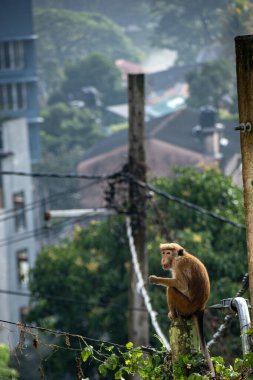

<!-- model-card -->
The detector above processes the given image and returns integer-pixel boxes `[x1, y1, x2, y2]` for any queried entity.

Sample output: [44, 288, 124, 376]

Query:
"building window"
[0, 83, 27, 112]
[0, 41, 24, 71]
[17, 250, 29, 286]
[13, 191, 26, 231]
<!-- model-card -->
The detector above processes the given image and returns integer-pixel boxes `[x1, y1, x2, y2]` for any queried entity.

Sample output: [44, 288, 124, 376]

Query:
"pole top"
[235, 34, 253, 42]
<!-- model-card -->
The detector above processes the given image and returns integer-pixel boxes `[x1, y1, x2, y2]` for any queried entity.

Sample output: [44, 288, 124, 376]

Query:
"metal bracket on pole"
[235, 122, 252, 132]
[210, 297, 252, 356]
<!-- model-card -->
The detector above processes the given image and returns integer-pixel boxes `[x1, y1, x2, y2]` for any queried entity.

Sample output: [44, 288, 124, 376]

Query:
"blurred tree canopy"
[151, 0, 227, 63]
[186, 59, 235, 109]
[151, 0, 253, 64]
[27, 218, 129, 379]
[34, 8, 141, 97]
[50, 52, 126, 106]
[25, 167, 247, 378]
[35, 52, 126, 209]
[34, 102, 102, 208]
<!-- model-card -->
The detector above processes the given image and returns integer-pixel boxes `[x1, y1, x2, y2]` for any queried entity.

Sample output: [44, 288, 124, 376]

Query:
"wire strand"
[132, 177, 246, 230]
[0, 170, 122, 180]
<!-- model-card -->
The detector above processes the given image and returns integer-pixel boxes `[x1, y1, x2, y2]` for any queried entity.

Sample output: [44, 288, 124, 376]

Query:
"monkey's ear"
[178, 249, 185, 256]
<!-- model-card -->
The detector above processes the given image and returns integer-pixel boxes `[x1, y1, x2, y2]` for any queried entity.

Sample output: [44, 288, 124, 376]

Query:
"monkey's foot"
[168, 312, 177, 319]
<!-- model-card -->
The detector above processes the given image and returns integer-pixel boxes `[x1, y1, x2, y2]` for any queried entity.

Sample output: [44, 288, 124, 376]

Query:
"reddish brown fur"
[149, 243, 215, 378]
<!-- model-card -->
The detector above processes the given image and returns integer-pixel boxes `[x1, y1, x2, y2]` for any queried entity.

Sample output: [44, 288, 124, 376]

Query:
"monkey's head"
[160, 243, 185, 270]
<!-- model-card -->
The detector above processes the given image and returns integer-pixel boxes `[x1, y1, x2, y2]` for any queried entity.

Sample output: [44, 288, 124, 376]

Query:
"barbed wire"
[0, 318, 156, 355]
[126, 216, 170, 351]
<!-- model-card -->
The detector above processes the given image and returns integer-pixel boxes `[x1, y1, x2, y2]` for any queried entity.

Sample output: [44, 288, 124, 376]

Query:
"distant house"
[0, 0, 41, 162]
[108, 63, 202, 122]
[77, 106, 241, 208]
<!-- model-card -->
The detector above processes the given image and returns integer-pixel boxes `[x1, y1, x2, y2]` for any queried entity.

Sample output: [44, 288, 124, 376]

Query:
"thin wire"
[0, 170, 122, 180]
[1, 170, 245, 230]
[126, 216, 170, 350]
[0, 178, 103, 221]
[0, 288, 168, 314]
[0, 207, 116, 248]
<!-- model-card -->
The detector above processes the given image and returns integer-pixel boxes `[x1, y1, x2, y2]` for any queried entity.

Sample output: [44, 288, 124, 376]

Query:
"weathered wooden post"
[235, 35, 253, 320]
[128, 73, 149, 351]
[169, 317, 200, 363]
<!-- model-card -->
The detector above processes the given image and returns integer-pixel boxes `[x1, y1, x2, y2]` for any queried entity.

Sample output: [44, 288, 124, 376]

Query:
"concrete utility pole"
[128, 73, 149, 349]
[235, 35, 253, 321]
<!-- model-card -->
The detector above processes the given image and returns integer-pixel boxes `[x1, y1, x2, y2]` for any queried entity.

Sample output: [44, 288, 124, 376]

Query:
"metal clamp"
[235, 122, 252, 132]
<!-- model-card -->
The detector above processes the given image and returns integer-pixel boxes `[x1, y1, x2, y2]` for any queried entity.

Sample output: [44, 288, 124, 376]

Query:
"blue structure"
[0, 0, 41, 161]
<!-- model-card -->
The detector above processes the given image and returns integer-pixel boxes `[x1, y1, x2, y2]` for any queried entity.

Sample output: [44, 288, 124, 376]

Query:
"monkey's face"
[160, 249, 176, 270]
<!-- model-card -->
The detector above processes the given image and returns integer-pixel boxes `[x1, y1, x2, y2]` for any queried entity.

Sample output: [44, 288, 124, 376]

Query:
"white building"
[0, 118, 37, 345]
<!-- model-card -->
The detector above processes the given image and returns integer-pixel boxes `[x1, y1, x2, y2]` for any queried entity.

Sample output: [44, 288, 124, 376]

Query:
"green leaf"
[98, 363, 108, 377]
[125, 342, 133, 349]
[81, 346, 93, 363]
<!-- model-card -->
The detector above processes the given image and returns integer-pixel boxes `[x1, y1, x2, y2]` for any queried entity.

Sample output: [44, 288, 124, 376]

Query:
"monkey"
[149, 242, 215, 378]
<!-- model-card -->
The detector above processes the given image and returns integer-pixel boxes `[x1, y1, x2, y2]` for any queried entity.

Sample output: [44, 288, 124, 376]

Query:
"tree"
[34, 102, 102, 208]
[34, 8, 141, 97]
[220, 0, 253, 57]
[26, 167, 246, 378]
[51, 52, 126, 106]
[185, 59, 235, 109]
[151, 0, 253, 64]
[151, 0, 227, 63]
[27, 217, 129, 379]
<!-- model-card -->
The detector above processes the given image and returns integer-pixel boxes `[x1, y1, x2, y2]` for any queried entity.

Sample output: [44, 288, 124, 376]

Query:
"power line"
[132, 177, 246, 230]
[0, 208, 114, 248]
[0, 170, 122, 180]
[0, 170, 245, 230]
[0, 203, 116, 248]
[0, 178, 103, 221]
[0, 288, 168, 314]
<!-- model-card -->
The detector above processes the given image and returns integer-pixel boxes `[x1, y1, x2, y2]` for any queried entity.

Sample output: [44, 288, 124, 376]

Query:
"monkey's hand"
[149, 275, 159, 285]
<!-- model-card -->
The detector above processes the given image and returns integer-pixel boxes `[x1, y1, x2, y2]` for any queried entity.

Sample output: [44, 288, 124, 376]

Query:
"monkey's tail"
[193, 311, 216, 379]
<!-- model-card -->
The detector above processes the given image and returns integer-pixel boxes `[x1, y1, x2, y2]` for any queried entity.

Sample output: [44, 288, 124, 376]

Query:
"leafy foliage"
[151, 0, 227, 63]
[33, 102, 102, 208]
[34, 8, 141, 96]
[151, 0, 253, 64]
[0, 345, 19, 379]
[220, 0, 253, 57]
[28, 218, 129, 378]
[186, 60, 235, 109]
[51, 52, 126, 106]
